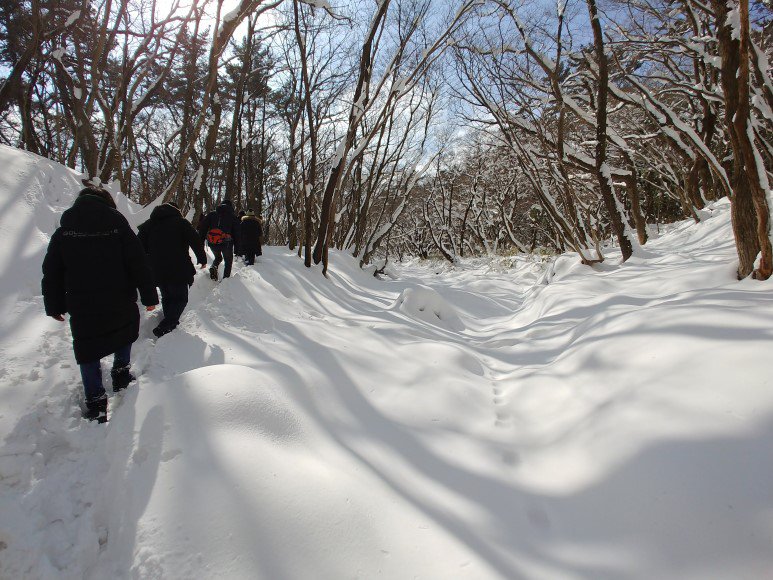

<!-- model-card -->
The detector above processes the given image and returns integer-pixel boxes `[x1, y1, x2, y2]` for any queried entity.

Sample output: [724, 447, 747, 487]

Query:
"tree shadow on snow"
[261, 329, 773, 578]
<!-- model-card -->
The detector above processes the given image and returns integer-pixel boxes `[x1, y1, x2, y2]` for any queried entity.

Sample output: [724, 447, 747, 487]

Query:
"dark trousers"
[211, 243, 234, 277]
[243, 247, 256, 265]
[79, 343, 131, 402]
[159, 283, 189, 329]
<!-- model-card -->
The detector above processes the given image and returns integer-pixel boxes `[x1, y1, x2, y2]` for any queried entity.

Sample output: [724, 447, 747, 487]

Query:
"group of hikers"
[197, 199, 264, 278]
[41, 187, 263, 423]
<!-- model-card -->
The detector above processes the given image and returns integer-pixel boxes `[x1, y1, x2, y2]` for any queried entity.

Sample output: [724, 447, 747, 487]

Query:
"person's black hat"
[79, 187, 116, 209]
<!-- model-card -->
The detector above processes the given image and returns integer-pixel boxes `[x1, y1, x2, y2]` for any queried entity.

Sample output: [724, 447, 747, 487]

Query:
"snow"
[65, 11, 81, 27]
[192, 164, 204, 192]
[393, 285, 466, 331]
[391, 77, 409, 96]
[753, 92, 773, 121]
[298, 0, 332, 10]
[746, 124, 771, 193]
[725, 1, 741, 41]
[216, 2, 242, 37]
[222, 6, 241, 23]
[1, 144, 773, 578]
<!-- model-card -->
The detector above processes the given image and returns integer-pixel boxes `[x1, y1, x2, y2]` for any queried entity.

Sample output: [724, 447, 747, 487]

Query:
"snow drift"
[0, 144, 772, 579]
[393, 285, 466, 331]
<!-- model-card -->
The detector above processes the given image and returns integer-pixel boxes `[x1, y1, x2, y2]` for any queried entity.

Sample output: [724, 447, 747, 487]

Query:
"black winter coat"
[239, 215, 263, 252]
[138, 203, 207, 286]
[42, 194, 159, 364]
[199, 203, 240, 248]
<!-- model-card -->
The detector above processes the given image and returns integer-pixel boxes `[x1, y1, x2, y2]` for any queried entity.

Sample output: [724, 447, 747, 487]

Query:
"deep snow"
[0, 143, 771, 579]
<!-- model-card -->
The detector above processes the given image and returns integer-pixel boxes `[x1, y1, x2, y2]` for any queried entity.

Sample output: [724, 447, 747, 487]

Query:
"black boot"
[209, 266, 219, 281]
[84, 394, 108, 423]
[111, 365, 135, 392]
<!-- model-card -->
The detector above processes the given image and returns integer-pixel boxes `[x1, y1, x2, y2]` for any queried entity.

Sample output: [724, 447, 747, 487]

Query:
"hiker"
[138, 201, 207, 338]
[195, 212, 206, 233]
[198, 199, 240, 280]
[42, 187, 158, 423]
[234, 210, 246, 259]
[239, 209, 263, 266]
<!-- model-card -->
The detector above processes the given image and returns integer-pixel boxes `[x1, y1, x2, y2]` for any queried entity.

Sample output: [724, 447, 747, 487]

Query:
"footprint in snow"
[161, 449, 182, 462]
[501, 450, 520, 466]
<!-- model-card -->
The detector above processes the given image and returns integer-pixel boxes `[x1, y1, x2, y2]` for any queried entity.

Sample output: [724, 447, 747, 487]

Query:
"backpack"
[206, 228, 232, 245]
[206, 209, 235, 245]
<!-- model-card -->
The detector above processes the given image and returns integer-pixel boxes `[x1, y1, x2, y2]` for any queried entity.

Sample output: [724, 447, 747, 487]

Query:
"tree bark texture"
[712, 0, 772, 279]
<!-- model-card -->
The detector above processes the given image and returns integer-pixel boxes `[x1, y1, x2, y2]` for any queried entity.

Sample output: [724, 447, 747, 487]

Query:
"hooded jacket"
[138, 203, 207, 286]
[239, 213, 263, 252]
[42, 192, 158, 363]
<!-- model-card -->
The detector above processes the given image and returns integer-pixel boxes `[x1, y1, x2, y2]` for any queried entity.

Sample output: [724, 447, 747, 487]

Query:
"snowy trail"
[3, 239, 772, 579]
[0, 295, 113, 578]
[87, 251, 555, 579]
[83, 240, 772, 579]
[1, 146, 772, 579]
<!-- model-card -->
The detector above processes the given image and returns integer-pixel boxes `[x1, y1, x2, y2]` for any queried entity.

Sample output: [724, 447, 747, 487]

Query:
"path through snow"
[1, 145, 772, 579]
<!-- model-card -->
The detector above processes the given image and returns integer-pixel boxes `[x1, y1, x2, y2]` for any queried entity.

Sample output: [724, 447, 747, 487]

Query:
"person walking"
[42, 187, 158, 423]
[198, 199, 240, 281]
[138, 201, 207, 338]
[234, 209, 246, 259]
[239, 209, 263, 266]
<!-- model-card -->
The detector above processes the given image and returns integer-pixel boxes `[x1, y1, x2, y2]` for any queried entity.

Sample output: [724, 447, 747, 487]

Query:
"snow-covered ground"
[0, 143, 771, 579]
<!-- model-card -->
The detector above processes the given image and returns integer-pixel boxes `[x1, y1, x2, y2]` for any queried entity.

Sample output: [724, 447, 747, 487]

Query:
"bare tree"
[710, 0, 771, 279]
[309, 0, 482, 274]
[587, 0, 633, 260]
[163, 0, 282, 204]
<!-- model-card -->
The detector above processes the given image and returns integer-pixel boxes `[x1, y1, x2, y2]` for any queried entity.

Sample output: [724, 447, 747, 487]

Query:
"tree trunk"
[192, 87, 222, 208]
[312, 0, 391, 267]
[713, 0, 772, 279]
[292, 0, 319, 267]
[587, 0, 633, 261]
[257, 95, 267, 216]
[225, 18, 254, 202]
[624, 153, 647, 245]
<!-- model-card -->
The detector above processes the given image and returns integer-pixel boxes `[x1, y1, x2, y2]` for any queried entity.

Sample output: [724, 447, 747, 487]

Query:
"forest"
[1, 0, 771, 276]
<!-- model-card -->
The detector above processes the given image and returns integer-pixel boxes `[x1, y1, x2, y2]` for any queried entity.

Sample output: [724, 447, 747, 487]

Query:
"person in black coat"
[42, 188, 159, 422]
[234, 210, 246, 258]
[138, 202, 207, 337]
[198, 199, 240, 280]
[239, 209, 263, 266]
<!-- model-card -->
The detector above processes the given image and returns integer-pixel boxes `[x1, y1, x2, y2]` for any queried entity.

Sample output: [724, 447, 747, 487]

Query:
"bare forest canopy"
[1, 0, 771, 277]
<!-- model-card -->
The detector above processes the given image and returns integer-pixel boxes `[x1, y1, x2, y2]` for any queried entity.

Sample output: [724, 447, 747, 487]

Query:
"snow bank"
[393, 285, 466, 331]
[1, 145, 772, 580]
